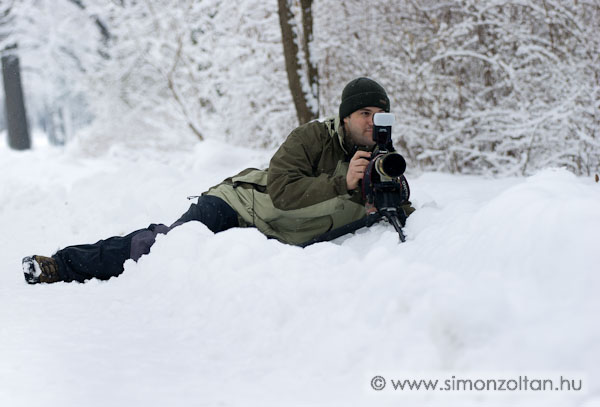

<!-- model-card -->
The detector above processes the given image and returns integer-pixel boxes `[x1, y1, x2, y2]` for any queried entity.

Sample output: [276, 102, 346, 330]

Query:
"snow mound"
[1, 143, 598, 406]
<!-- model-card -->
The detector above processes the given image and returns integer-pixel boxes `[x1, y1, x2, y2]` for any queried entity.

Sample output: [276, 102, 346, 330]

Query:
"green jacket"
[205, 116, 413, 245]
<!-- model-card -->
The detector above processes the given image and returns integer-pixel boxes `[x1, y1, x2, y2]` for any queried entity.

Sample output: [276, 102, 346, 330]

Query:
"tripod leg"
[383, 212, 406, 242]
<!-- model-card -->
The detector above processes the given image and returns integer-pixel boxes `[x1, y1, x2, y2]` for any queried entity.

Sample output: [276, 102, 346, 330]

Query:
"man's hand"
[346, 150, 371, 191]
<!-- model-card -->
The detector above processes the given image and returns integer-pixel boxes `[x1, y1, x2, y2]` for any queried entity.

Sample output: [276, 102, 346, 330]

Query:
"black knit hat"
[339, 77, 390, 119]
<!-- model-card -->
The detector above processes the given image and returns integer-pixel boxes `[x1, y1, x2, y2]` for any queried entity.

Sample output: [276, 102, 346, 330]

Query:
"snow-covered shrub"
[315, 0, 599, 176]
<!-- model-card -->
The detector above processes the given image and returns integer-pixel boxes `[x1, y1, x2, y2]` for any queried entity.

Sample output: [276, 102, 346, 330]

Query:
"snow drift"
[1, 141, 598, 407]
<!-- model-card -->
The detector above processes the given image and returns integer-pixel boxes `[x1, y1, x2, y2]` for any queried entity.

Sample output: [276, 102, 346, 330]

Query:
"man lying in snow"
[23, 77, 415, 284]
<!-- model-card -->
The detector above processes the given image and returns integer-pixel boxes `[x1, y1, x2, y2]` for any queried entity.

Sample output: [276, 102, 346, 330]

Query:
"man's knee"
[174, 195, 238, 233]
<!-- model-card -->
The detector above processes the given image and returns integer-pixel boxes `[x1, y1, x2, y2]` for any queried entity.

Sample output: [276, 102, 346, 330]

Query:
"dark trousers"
[52, 195, 239, 283]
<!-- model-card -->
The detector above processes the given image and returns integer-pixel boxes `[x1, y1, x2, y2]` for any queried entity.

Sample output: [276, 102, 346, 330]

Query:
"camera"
[369, 113, 406, 179]
[362, 113, 409, 202]
[361, 113, 410, 241]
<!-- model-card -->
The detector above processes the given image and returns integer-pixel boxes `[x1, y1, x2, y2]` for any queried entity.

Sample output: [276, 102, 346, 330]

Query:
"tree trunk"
[278, 0, 318, 125]
[300, 0, 319, 115]
[2, 47, 31, 150]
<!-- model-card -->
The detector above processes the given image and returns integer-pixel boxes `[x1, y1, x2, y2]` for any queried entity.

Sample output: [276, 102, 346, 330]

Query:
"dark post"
[2, 47, 31, 150]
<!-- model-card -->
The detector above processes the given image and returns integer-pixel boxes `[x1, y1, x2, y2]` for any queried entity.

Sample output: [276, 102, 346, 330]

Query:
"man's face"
[343, 106, 385, 147]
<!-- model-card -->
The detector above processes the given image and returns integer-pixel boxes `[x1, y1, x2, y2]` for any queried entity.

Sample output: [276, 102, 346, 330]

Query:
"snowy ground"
[1, 137, 599, 407]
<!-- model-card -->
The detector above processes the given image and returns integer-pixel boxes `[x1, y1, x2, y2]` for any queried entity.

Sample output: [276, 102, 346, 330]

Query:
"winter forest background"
[1, 0, 599, 176]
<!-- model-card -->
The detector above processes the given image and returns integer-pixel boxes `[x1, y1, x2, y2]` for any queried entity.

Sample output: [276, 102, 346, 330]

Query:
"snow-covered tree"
[81, 0, 295, 153]
[314, 0, 599, 176]
[278, 0, 319, 124]
[1, 0, 104, 146]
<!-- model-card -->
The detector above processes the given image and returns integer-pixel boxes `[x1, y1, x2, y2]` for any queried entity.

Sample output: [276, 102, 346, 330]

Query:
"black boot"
[22, 255, 62, 284]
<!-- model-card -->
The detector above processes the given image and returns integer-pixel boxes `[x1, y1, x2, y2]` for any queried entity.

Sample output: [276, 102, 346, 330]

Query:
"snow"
[1, 140, 599, 407]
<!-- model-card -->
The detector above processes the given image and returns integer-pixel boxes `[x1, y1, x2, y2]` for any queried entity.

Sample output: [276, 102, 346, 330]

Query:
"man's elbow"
[270, 192, 298, 211]
[267, 183, 292, 210]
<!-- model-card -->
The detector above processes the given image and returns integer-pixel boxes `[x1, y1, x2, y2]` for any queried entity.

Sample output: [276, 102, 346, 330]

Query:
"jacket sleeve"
[267, 124, 349, 211]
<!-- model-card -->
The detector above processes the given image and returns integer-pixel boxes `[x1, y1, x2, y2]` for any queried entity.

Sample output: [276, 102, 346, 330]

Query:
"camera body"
[362, 113, 410, 216]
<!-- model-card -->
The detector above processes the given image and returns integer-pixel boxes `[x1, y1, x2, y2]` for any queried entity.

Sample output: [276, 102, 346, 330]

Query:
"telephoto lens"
[374, 152, 406, 179]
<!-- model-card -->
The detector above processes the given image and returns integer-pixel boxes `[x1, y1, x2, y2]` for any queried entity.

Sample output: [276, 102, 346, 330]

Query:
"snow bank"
[1, 143, 598, 407]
